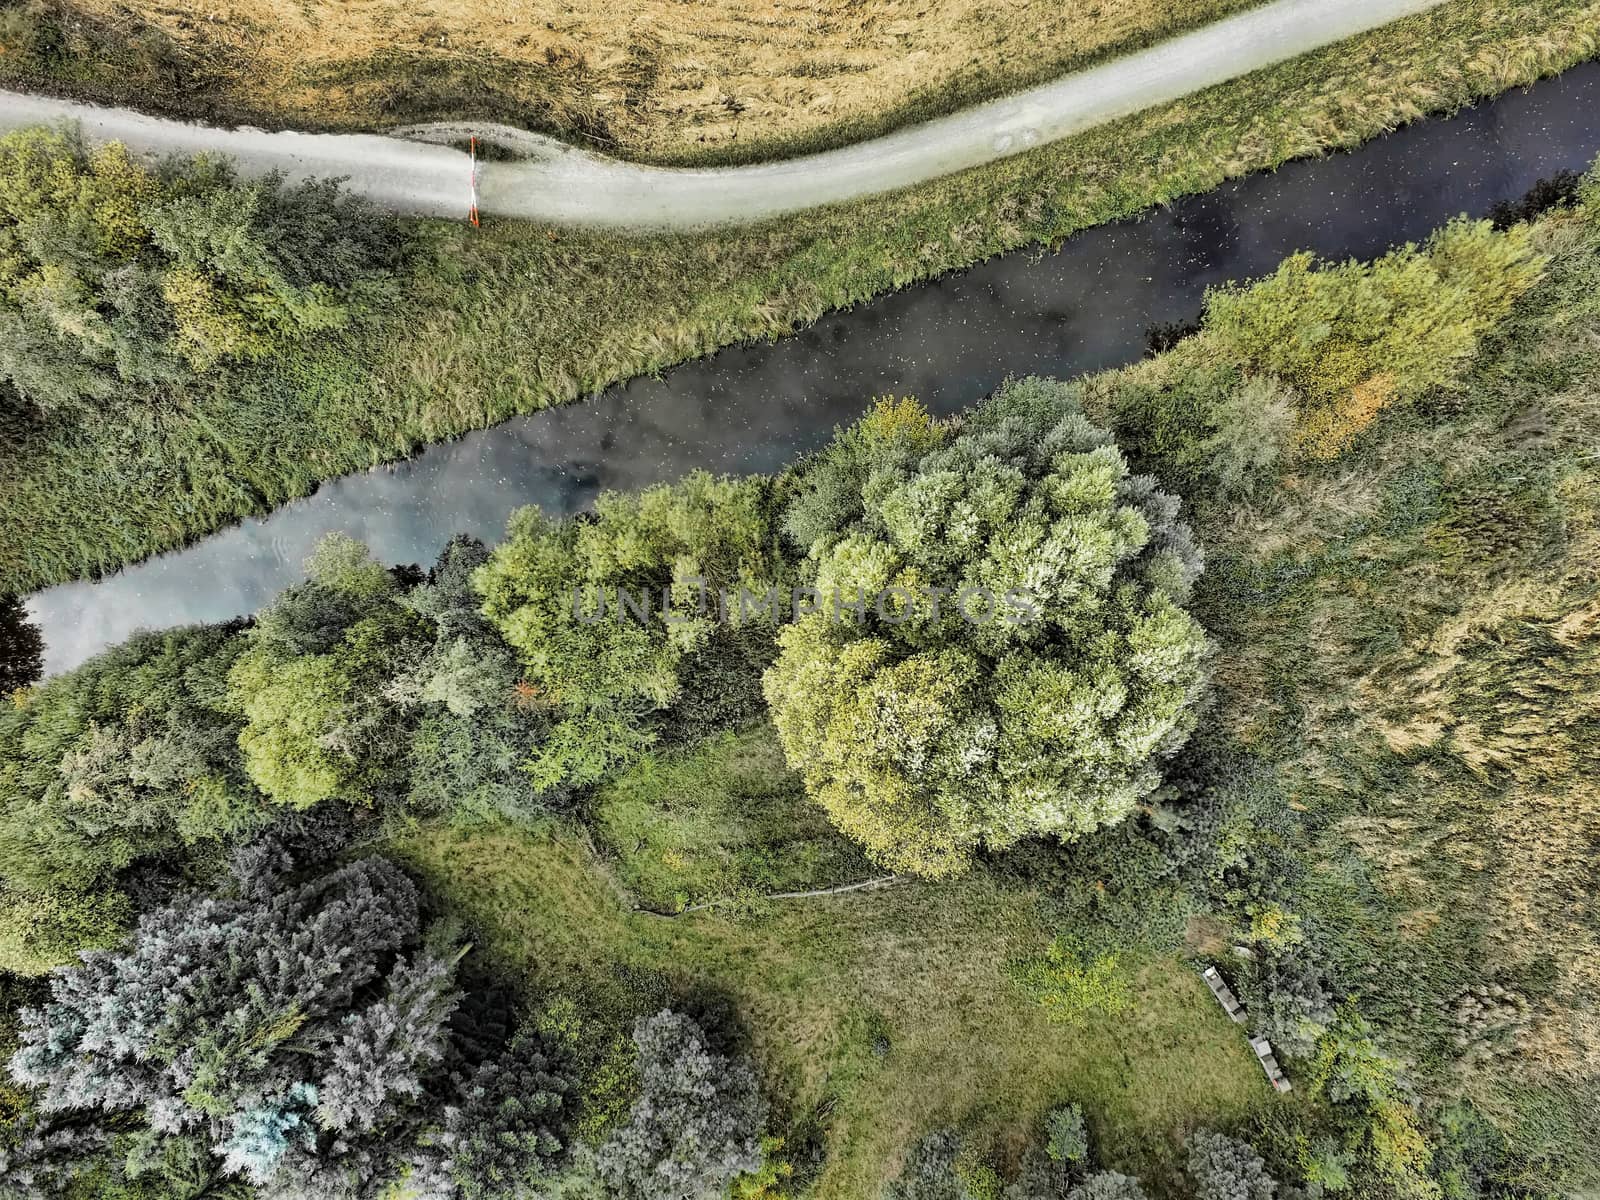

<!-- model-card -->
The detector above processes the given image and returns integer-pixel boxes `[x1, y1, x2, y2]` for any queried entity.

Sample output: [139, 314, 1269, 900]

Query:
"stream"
[26, 59, 1600, 675]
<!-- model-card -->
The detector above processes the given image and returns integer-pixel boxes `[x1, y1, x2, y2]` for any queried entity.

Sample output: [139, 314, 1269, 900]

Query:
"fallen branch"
[645, 874, 904, 917]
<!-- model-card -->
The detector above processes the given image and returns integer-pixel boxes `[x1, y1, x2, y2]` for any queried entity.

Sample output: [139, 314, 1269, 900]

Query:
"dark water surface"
[28, 60, 1600, 674]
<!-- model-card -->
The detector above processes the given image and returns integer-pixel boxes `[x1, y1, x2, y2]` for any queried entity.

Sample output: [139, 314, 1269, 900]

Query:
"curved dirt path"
[0, 0, 1448, 228]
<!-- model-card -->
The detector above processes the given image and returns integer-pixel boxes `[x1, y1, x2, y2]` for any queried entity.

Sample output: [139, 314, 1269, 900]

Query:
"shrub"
[654, 623, 779, 748]
[1099, 351, 1295, 499]
[478, 472, 785, 788]
[884, 1131, 971, 1200]
[0, 127, 399, 422]
[1203, 219, 1542, 458]
[1045, 1105, 1089, 1166]
[765, 381, 1209, 877]
[0, 594, 42, 695]
[954, 1145, 1004, 1200]
[1008, 936, 1133, 1026]
[731, 1136, 796, 1199]
[1185, 1131, 1277, 1200]
[596, 1009, 766, 1200]
[1308, 1007, 1437, 1196]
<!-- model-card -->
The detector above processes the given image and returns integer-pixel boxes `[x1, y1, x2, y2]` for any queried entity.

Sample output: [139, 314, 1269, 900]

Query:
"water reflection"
[28, 61, 1600, 674]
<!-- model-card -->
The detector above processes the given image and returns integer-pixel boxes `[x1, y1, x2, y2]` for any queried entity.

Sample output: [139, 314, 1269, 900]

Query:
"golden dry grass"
[23, 0, 1259, 161]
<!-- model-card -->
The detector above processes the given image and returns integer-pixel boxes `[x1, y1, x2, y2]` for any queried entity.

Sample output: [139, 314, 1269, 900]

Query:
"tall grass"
[1179, 204, 1600, 1191]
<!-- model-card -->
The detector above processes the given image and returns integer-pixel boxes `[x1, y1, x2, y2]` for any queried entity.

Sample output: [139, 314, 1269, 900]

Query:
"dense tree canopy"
[6, 854, 578, 1199]
[765, 383, 1209, 877]
[1066, 1174, 1149, 1200]
[0, 534, 575, 975]
[11, 858, 451, 1192]
[478, 472, 786, 787]
[0, 620, 258, 890]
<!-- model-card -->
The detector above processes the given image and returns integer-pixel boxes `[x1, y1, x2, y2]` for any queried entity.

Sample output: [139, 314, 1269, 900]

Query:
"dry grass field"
[0, 0, 1259, 161]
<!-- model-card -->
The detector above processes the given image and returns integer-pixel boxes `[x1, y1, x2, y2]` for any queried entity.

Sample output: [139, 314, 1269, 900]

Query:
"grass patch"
[3, 0, 1598, 594]
[592, 726, 874, 914]
[393, 811, 1274, 1199]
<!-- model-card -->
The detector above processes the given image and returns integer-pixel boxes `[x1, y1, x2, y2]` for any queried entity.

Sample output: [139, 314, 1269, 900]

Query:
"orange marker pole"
[469, 135, 481, 227]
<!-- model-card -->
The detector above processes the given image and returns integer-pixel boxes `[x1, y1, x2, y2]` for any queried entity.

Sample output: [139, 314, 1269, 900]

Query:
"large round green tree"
[764, 380, 1209, 877]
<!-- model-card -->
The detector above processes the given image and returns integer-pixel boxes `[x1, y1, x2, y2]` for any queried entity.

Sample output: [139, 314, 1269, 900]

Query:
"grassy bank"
[3, 0, 1599, 593]
[392, 728, 1274, 1200]
[1136, 199, 1600, 1190]
[0, 0, 1265, 166]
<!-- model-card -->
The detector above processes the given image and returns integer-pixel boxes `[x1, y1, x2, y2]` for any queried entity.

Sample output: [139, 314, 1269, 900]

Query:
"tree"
[478, 473, 785, 788]
[780, 394, 947, 554]
[8, 857, 465, 1197]
[0, 594, 43, 694]
[1238, 945, 1334, 1059]
[409, 1027, 575, 1200]
[314, 933, 465, 1136]
[765, 382, 1209, 877]
[0, 621, 262, 893]
[0, 1114, 111, 1199]
[597, 1010, 766, 1200]
[1185, 1132, 1278, 1200]
[0, 127, 398, 423]
[391, 537, 560, 821]
[228, 534, 428, 808]
[1067, 1173, 1148, 1200]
